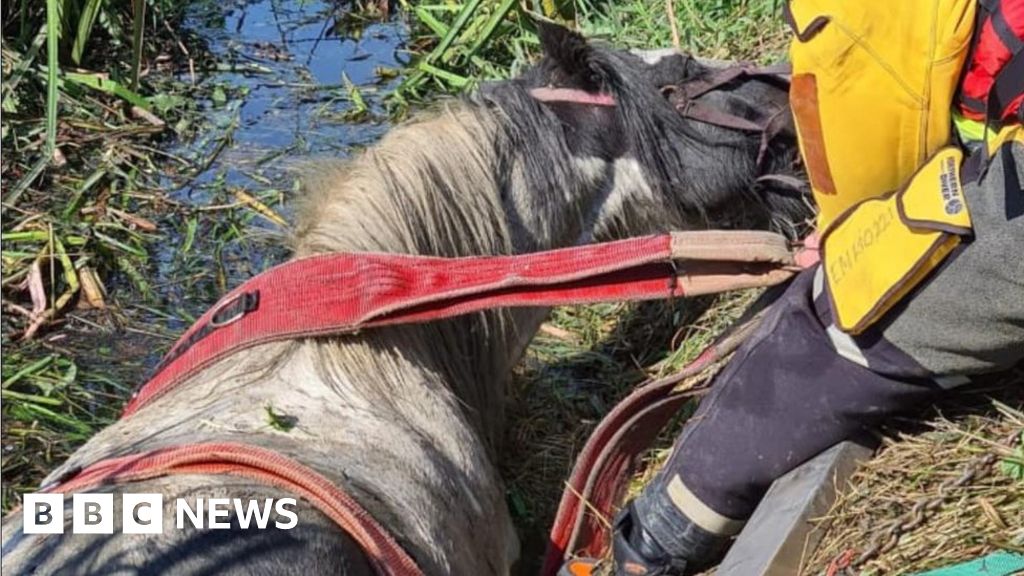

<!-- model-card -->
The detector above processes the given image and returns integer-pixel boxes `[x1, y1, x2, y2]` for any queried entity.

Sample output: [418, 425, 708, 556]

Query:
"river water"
[118, 0, 408, 365]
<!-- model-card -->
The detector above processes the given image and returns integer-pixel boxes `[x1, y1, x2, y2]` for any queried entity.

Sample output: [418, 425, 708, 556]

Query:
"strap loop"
[210, 291, 260, 328]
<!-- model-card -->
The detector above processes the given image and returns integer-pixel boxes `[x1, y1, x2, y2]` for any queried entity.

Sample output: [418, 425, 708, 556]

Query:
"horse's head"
[507, 22, 810, 237]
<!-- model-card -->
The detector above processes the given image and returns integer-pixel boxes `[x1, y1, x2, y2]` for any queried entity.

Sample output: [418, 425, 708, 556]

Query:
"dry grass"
[804, 379, 1024, 575]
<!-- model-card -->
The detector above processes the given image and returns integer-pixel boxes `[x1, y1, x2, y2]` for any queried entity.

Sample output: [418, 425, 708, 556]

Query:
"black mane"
[476, 23, 810, 237]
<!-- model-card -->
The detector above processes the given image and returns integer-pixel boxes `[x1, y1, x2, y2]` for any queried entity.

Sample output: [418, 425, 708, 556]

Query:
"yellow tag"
[823, 147, 972, 334]
[987, 125, 1024, 157]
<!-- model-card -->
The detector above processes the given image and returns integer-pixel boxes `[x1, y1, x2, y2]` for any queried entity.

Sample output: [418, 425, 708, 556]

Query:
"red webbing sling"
[540, 308, 767, 575]
[42, 442, 423, 576]
[124, 230, 799, 417]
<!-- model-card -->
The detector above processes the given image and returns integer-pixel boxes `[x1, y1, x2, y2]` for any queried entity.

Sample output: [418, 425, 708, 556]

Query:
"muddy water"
[116, 0, 407, 369]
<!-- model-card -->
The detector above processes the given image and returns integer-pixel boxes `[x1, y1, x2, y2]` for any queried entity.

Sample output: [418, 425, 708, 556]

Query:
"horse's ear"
[536, 20, 594, 80]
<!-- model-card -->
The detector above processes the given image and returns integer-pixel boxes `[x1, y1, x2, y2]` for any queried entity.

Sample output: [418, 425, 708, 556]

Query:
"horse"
[1, 23, 807, 575]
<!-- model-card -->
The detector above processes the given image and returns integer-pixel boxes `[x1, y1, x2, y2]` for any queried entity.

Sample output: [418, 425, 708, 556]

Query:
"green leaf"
[414, 7, 450, 37]
[425, 0, 485, 64]
[45, 0, 61, 155]
[264, 405, 296, 432]
[1001, 433, 1024, 481]
[211, 85, 227, 107]
[417, 62, 470, 88]
[150, 92, 187, 115]
[64, 72, 151, 109]
[71, 0, 105, 65]
[2, 355, 55, 390]
[1000, 458, 1024, 481]
[466, 0, 519, 60]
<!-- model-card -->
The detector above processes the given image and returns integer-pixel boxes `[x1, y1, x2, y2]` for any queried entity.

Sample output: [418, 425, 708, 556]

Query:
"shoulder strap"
[988, 0, 1024, 54]
[959, 0, 1024, 120]
[988, 48, 1024, 123]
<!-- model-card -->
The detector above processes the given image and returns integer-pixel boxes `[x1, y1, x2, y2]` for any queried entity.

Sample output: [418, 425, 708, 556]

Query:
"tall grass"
[3, 0, 175, 205]
[44, 0, 59, 154]
[1, 0, 192, 511]
[3, 0, 164, 68]
[391, 0, 530, 105]
[391, 0, 788, 108]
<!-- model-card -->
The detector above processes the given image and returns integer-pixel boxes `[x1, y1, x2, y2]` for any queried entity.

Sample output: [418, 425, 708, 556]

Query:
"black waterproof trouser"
[629, 138, 1024, 560]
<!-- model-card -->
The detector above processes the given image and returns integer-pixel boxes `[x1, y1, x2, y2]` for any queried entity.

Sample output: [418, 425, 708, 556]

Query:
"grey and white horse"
[1, 23, 807, 575]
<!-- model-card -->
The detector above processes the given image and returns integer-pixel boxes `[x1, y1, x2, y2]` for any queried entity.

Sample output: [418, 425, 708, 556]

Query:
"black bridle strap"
[664, 62, 794, 174]
[676, 100, 767, 132]
[664, 63, 792, 134]
[680, 63, 792, 100]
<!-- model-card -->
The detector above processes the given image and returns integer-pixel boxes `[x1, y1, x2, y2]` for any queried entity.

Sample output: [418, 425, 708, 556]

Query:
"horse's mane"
[293, 89, 596, 260]
[287, 92, 607, 455]
[292, 106, 514, 259]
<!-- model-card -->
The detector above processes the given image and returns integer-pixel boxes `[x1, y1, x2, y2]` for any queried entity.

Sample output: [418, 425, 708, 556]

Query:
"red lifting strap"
[541, 233, 818, 575]
[43, 442, 424, 576]
[539, 312, 767, 575]
[124, 231, 799, 417]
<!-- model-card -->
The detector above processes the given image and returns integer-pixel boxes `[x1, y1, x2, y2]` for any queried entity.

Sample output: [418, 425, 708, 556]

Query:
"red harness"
[44, 442, 423, 576]
[42, 230, 813, 574]
[123, 231, 799, 417]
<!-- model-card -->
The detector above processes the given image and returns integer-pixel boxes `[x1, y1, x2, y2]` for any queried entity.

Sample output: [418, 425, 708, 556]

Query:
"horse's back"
[1, 476, 374, 576]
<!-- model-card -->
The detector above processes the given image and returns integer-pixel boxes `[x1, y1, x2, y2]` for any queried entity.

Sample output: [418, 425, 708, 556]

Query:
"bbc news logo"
[23, 493, 298, 534]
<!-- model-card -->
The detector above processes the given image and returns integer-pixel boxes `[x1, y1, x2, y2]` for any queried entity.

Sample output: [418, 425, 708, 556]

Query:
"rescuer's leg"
[588, 141, 1024, 576]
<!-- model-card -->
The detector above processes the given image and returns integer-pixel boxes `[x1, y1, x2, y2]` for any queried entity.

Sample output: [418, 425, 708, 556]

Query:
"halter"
[662, 63, 796, 170]
[528, 86, 617, 107]
[530, 62, 799, 183]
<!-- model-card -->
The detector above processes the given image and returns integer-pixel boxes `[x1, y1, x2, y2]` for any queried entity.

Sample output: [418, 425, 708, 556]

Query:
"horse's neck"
[290, 102, 610, 428]
[276, 101, 609, 570]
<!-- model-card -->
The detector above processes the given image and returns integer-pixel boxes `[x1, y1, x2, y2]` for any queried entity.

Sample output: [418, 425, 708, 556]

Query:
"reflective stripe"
[666, 475, 745, 536]
[813, 265, 825, 298]
[953, 111, 987, 142]
[934, 374, 972, 389]
[816, 267, 870, 367]
[826, 324, 870, 368]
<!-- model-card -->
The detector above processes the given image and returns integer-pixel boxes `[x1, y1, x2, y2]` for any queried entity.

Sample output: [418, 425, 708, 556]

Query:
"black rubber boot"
[621, 497, 730, 575]
[557, 501, 724, 576]
[611, 502, 690, 575]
